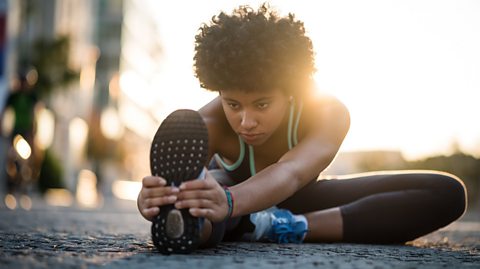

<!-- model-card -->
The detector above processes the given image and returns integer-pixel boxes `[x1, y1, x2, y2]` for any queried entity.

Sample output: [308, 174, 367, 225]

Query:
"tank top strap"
[214, 136, 245, 171]
[287, 100, 303, 149]
[293, 101, 303, 146]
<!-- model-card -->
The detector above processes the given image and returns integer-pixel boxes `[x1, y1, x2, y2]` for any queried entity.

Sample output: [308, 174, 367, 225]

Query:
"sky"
[122, 0, 480, 161]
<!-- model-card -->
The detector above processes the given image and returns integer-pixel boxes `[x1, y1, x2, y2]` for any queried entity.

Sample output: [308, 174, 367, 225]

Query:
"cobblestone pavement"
[0, 198, 479, 269]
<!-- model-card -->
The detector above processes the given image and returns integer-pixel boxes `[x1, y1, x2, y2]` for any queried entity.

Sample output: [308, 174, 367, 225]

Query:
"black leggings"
[206, 170, 467, 246]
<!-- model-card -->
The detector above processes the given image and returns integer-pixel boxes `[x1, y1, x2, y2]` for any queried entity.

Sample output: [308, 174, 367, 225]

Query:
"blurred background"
[0, 0, 479, 213]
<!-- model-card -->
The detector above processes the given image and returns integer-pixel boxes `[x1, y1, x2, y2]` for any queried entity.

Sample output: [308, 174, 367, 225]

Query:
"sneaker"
[150, 109, 209, 254]
[266, 209, 308, 244]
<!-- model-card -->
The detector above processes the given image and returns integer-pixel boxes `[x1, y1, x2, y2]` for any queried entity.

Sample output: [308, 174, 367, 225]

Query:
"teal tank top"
[214, 100, 303, 181]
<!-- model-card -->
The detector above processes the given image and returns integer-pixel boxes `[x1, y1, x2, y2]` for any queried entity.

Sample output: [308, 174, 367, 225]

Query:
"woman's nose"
[240, 111, 257, 130]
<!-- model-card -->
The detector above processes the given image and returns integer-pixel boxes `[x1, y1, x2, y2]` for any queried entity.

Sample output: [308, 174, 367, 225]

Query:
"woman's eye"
[228, 103, 239, 109]
[257, 103, 269, 109]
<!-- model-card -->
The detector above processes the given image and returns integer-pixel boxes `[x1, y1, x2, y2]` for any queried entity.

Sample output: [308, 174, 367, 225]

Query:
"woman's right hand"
[137, 176, 179, 221]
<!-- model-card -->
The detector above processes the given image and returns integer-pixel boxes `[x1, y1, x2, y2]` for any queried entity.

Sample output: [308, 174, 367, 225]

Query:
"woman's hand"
[174, 171, 229, 223]
[137, 176, 179, 221]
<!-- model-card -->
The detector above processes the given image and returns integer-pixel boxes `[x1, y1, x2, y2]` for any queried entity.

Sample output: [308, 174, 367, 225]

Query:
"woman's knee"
[429, 172, 467, 221]
[209, 169, 236, 187]
[200, 221, 226, 248]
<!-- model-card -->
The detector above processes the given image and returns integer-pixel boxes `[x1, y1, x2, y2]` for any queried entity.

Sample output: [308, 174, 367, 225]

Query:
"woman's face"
[220, 89, 290, 146]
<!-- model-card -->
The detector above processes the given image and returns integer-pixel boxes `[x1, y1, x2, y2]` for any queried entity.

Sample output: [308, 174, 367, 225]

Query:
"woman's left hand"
[175, 170, 229, 223]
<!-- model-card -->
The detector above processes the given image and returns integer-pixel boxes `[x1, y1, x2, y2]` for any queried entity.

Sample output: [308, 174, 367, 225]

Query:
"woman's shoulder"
[198, 96, 237, 148]
[300, 90, 349, 120]
[198, 96, 228, 129]
[297, 90, 350, 141]
[303, 90, 345, 109]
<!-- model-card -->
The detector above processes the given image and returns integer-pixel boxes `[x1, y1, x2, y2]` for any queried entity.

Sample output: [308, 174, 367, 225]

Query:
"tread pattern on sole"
[150, 109, 209, 254]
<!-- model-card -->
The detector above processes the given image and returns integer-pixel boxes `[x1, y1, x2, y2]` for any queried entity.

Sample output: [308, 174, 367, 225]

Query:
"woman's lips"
[240, 133, 262, 142]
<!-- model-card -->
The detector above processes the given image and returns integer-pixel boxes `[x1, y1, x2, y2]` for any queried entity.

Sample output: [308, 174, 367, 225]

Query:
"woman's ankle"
[199, 219, 213, 245]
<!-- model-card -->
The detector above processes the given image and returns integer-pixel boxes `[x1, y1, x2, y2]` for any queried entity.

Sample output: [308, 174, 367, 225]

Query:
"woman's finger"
[143, 186, 179, 199]
[176, 189, 214, 201]
[189, 207, 226, 222]
[142, 207, 160, 220]
[175, 198, 214, 210]
[179, 180, 211, 191]
[189, 208, 212, 218]
[142, 176, 166, 187]
[145, 196, 178, 208]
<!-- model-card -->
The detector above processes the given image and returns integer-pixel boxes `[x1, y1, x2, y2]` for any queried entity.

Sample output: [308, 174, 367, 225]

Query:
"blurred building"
[0, 0, 9, 104]
[0, 0, 8, 196]
[117, 0, 165, 181]
[1, 0, 125, 206]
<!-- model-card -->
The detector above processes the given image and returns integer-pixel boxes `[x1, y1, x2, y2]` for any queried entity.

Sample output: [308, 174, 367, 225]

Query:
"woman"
[137, 4, 467, 254]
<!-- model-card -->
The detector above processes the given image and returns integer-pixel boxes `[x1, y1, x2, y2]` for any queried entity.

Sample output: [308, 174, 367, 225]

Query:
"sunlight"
[1, 107, 14, 137]
[19, 195, 32, 210]
[119, 70, 154, 109]
[109, 73, 120, 100]
[4, 194, 17, 210]
[126, 0, 480, 160]
[118, 97, 158, 140]
[80, 64, 96, 91]
[101, 106, 125, 140]
[45, 188, 74, 207]
[13, 134, 31, 160]
[69, 117, 88, 161]
[35, 106, 55, 150]
[112, 180, 141, 201]
[76, 169, 101, 208]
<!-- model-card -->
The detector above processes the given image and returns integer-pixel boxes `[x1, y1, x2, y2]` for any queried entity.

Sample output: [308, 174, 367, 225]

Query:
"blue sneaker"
[267, 209, 308, 243]
[249, 208, 308, 244]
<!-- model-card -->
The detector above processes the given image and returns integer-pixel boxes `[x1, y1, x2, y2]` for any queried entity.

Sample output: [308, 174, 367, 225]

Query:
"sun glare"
[13, 135, 31, 160]
[130, 0, 480, 160]
[76, 169, 101, 208]
[112, 180, 142, 201]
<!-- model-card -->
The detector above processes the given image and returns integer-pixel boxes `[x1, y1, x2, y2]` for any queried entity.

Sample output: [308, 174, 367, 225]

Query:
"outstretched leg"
[278, 170, 467, 244]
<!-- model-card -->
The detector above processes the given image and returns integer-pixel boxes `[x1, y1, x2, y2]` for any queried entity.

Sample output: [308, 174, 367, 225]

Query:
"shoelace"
[270, 218, 307, 243]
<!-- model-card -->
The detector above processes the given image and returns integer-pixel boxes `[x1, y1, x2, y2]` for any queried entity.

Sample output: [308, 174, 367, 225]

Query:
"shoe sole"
[150, 109, 209, 254]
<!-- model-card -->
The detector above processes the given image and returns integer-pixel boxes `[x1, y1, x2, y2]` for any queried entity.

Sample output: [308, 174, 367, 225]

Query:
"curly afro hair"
[194, 4, 316, 96]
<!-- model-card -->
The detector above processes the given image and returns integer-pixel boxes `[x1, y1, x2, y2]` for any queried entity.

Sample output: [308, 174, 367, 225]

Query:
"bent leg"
[199, 168, 252, 247]
[279, 170, 467, 244]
